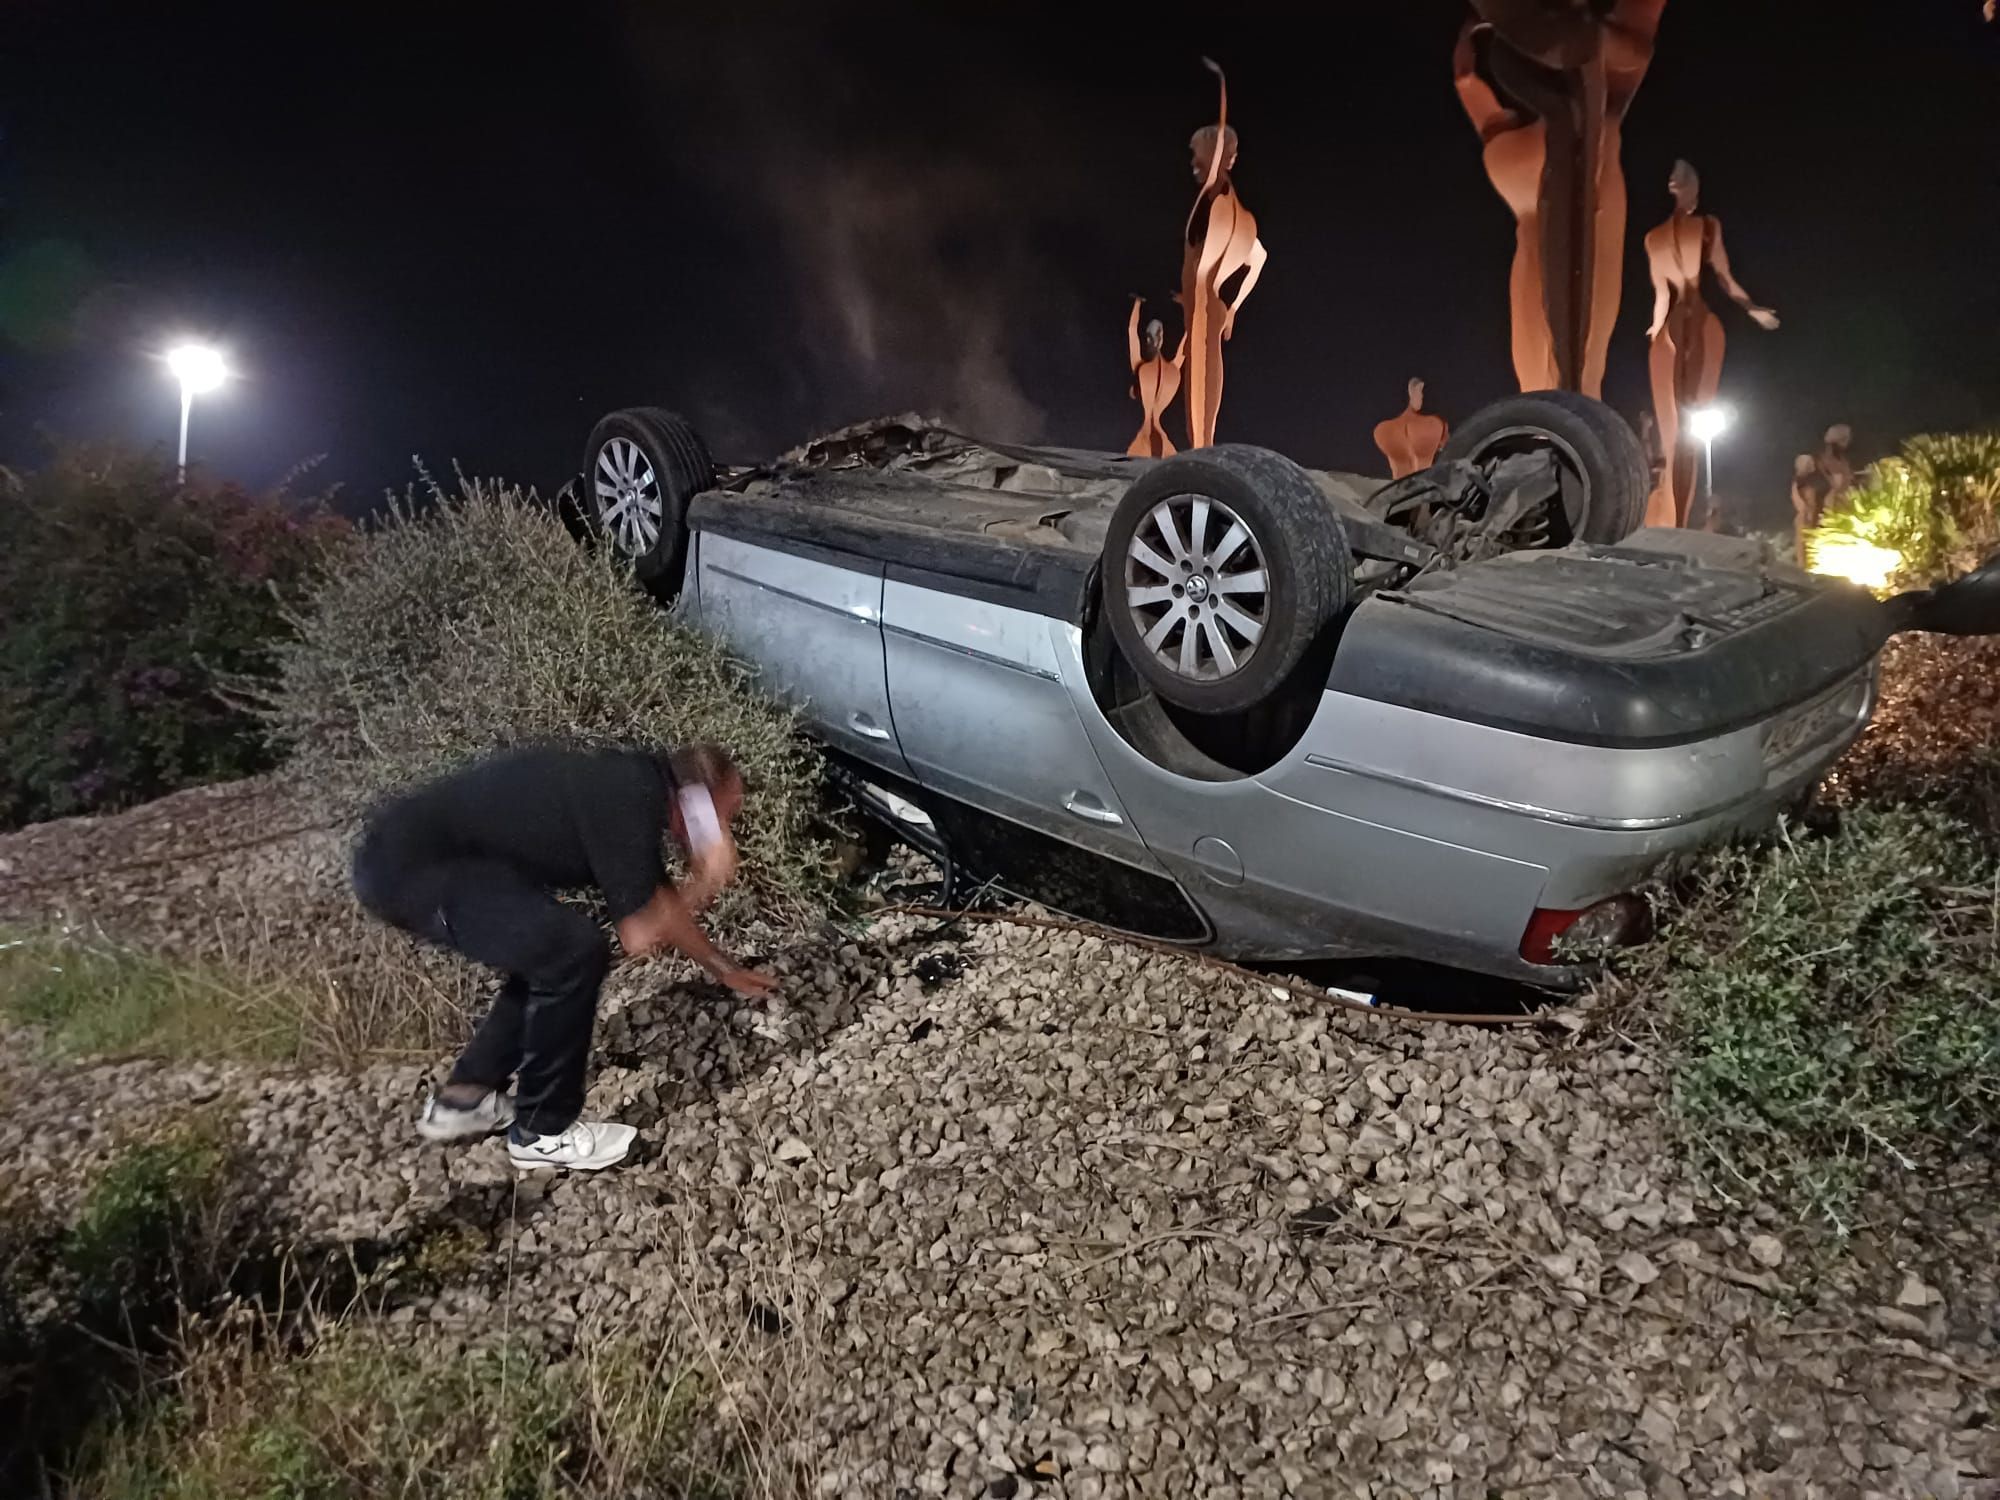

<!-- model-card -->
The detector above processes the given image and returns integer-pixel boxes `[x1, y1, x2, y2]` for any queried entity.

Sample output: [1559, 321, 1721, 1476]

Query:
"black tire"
[1442, 391, 1648, 546]
[1103, 444, 1353, 716]
[582, 408, 714, 599]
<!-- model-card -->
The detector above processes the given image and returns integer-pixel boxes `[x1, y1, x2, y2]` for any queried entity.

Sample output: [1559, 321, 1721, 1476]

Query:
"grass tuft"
[63, 1118, 240, 1313]
[69, 1328, 748, 1500]
[0, 926, 307, 1063]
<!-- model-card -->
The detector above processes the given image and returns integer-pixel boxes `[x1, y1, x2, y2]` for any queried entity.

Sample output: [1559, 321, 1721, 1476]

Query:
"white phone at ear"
[679, 784, 724, 855]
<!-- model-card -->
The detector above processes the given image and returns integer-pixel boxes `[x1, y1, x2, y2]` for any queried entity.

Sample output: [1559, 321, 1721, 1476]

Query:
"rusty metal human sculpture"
[1373, 378, 1451, 479]
[1180, 58, 1267, 449]
[1126, 295, 1184, 458]
[1452, 0, 1668, 399]
[1790, 453, 1831, 565]
[1819, 423, 1856, 504]
[1641, 159, 1779, 527]
[1636, 408, 1665, 495]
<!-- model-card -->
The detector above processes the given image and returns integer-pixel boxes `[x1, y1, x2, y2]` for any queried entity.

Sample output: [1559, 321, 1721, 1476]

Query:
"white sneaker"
[416, 1088, 515, 1142]
[506, 1119, 637, 1172]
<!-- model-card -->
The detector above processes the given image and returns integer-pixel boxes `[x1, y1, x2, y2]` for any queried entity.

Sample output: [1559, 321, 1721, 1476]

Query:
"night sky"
[2, 1, 1996, 526]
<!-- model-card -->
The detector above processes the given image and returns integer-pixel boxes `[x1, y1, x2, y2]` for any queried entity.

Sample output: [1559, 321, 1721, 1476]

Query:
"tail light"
[1520, 894, 1653, 965]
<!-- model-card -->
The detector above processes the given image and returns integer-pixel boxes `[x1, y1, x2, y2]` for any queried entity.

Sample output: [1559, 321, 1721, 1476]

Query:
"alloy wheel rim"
[593, 437, 664, 556]
[1123, 493, 1270, 682]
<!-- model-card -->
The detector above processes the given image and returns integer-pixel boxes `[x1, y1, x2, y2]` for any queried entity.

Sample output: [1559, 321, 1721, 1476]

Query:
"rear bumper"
[1224, 671, 1876, 985]
[1197, 743, 1843, 989]
[1323, 669, 1872, 834]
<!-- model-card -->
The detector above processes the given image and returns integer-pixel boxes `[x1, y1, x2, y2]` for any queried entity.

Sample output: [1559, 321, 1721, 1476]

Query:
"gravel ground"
[1829, 635, 2000, 810]
[4, 778, 2000, 1499]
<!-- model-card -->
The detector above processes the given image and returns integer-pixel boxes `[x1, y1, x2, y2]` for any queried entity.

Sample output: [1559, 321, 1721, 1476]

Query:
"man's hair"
[666, 742, 740, 791]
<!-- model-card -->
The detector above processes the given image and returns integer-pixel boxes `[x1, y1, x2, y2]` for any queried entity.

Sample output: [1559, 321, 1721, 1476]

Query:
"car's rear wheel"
[1442, 391, 1648, 547]
[1104, 445, 1353, 715]
[582, 408, 713, 598]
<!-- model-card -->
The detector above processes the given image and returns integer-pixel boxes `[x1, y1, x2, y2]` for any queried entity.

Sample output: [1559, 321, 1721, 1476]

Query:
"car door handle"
[848, 713, 893, 742]
[1063, 792, 1124, 827]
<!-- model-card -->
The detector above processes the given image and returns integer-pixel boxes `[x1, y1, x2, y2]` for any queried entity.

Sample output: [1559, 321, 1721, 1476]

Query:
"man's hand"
[616, 886, 728, 969]
[679, 869, 722, 916]
[721, 966, 779, 1000]
[681, 843, 738, 915]
[616, 886, 779, 1000]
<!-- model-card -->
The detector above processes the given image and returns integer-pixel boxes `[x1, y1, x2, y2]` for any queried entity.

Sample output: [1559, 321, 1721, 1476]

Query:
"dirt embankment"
[4, 725, 1999, 1496]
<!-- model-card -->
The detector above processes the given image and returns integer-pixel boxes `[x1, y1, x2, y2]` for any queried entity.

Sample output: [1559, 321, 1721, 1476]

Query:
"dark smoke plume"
[619, 5, 1106, 446]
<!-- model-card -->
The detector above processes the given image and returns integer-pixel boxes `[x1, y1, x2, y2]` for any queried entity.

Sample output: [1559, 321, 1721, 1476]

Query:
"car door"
[693, 532, 911, 776]
[881, 573, 1151, 868]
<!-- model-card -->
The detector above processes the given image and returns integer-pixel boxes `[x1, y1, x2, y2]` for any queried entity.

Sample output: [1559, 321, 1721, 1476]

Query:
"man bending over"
[351, 741, 776, 1172]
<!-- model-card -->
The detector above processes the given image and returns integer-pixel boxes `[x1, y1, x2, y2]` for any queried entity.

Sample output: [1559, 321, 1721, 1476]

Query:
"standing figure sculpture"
[1642, 159, 1779, 527]
[1126, 295, 1184, 458]
[1790, 453, 1831, 566]
[1181, 57, 1268, 449]
[1636, 408, 1665, 495]
[1452, 0, 1668, 398]
[1818, 423, 1856, 505]
[1373, 377, 1451, 479]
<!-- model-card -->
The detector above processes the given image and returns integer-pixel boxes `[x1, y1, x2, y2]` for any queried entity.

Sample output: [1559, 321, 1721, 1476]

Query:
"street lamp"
[1686, 403, 1734, 529]
[165, 343, 229, 484]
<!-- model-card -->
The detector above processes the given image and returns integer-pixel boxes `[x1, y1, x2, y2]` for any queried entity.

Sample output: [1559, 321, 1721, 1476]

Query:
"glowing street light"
[1686, 404, 1733, 445]
[1685, 403, 1733, 527]
[165, 342, 229, 484]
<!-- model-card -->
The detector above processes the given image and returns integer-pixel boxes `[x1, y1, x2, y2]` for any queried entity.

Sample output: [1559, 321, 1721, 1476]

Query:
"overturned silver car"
[581, 394, 1998, 985]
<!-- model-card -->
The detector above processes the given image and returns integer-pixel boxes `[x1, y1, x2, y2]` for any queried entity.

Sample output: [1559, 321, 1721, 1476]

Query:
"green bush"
[62, 1120, 239, 1314]
[1808, 429, 2000, 591]
[256, 473, 831, 930]
[0, 446, 345, 829]
[1622, 808, 2000, 1233]
[2, 1121, 255, 1491]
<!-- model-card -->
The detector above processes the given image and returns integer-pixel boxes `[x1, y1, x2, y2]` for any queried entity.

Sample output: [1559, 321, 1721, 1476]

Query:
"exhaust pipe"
[1882, 552, 2000, 638]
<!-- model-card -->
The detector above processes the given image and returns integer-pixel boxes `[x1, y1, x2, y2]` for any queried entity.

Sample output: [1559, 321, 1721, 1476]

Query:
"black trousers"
[351, 829, 609, 1137]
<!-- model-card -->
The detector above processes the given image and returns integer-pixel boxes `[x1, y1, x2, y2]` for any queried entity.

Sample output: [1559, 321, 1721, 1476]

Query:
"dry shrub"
[643, 1191, 835, 1499]
[255, 473, 832, 934]
[170, 908, 480, 1065]
[268, 913, 483, 1062]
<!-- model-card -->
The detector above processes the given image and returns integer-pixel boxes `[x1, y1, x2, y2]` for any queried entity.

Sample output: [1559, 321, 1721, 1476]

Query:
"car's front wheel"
[582, 408, 713, 599]
[1103, 445, 1354, 716]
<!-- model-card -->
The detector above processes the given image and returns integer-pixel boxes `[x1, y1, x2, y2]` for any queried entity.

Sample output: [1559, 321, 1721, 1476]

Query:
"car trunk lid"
[1396, 546, 1797, 658]
[1329, 535, 1889, 748]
